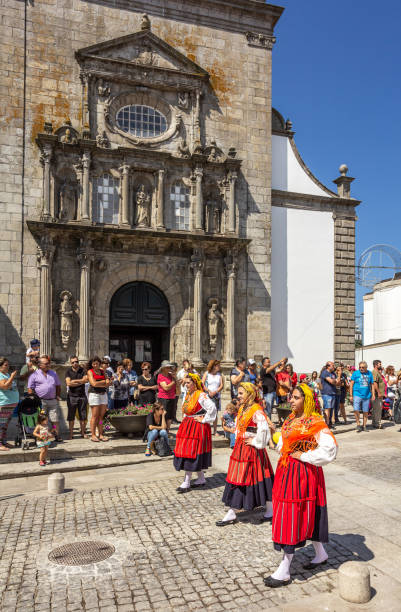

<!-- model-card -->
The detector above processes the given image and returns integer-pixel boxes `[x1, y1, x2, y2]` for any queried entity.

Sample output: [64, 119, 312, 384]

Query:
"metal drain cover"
[48, 541, 115, 566]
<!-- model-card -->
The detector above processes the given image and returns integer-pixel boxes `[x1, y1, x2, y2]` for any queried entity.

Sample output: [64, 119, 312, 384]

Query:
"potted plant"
[106, 404, 153, 436]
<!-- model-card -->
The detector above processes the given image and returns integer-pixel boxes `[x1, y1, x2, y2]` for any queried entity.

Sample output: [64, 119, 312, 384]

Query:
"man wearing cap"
[157, 361, 177, 432]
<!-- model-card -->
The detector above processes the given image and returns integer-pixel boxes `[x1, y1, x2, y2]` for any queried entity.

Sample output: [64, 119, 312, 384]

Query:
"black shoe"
[302, 560, 327, 570]
[191, 482, 206, 489]
[215, 518, 238, 527]
[259, 515, 273, 523]
[263, 576, 290, 588]
[177, 487, 191, 494]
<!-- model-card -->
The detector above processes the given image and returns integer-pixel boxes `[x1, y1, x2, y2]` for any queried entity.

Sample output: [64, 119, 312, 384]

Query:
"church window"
[170, 181, 190, 230]
[116, 105, 167, 138]
[92, 173, 120, 224]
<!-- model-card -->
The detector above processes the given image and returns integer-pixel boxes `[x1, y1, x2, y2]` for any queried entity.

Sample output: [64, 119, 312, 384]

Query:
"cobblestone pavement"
[0, 471, 363, 612]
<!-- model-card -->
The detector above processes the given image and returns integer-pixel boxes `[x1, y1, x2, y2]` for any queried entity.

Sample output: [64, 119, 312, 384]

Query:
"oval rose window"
[116, 104, 168, 138]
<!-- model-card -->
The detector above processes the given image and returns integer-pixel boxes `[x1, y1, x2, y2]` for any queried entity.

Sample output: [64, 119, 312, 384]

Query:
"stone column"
[191, 249, 204, 365]
[156, 169, 165, 229]
[37, 236, 55, 356]
[40, 144, 53, 220]
[81, 150, 91, 221]
[119, 163, 130, 226]
[224, 256, 237, 362]
[194, 166, 203, 231]
[227, 170, 237, 234]
[77, 241, 93, 362]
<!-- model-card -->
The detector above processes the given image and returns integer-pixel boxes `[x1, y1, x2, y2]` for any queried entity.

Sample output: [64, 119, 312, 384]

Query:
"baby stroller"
[15, 393, 41, 450]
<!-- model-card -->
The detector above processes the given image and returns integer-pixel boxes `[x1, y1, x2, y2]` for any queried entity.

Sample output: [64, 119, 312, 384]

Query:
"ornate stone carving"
[207, 298, 223, 353]
[205, 141, 225, 163]
[135, 184, 151, 227]
[177, 91, 190, 110]
[43, 121, 53, 134]
[177, 138, 191, 159]
[59, 181, 77, 221]
[135, 42, 157, 66]
[59, 290, 74, 350]
[96, 130, 110, 148]
[97, 79, 110, 99]
[246, 31, 276, 49]
[141, 13, 151, 31]
[58, 122, 79, 144]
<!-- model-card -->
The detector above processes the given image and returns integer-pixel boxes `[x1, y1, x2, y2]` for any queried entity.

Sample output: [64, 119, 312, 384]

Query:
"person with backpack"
[144, 403, 171, 457]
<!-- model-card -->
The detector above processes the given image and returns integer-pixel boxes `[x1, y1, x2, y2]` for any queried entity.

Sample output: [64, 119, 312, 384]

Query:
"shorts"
[67, 395, 88, 421]
[322, 394, 335, 411]
[353, 396, 370, 413]
[159, 398, 175, 420]
[41, 398, 60, 424]
[88, 392, 108, 406]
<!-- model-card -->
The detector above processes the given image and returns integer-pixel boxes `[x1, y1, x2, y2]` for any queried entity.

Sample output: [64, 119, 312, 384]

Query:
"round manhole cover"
[48, 541, 115, 566]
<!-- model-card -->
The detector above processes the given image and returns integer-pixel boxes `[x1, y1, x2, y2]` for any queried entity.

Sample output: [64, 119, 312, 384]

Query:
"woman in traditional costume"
[173, 373, 217, 493]
[264, 383, 337, 588]
[216, 382, 274, 526]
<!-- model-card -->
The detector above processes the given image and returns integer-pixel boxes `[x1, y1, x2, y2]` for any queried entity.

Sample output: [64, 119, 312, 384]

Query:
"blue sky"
[272, 0, 401, 315]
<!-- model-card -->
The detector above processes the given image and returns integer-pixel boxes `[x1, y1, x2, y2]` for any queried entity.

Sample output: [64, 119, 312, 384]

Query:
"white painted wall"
[271, 207, 335, 373]
[272, 134, 333, 197]
[363, 283, 401, 345]
[363, 294, 374, 345]
[355, 342, 401, 370]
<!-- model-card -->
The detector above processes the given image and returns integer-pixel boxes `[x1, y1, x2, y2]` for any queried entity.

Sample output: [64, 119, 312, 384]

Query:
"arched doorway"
[109, 282, 170, 371]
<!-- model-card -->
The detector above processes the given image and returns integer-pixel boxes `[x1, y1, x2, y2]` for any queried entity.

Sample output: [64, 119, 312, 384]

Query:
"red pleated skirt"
[174, 416, 212, 459]
[226, 437, 274, 486]
[272, 457, 328, 552]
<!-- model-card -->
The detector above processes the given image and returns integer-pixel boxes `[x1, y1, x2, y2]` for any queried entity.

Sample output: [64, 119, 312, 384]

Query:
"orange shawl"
[182, 389, 203, 416]
[236, 402, 265, 439]
[279, 412, 337, 467]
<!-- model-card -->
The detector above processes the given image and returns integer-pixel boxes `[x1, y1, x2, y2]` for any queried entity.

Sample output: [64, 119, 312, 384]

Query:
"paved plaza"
[1, 422, 401, 611]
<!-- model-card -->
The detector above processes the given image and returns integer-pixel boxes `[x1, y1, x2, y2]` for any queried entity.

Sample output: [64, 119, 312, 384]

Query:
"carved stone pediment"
[55, 121, 79, 145]
[75, 25, 209, 85]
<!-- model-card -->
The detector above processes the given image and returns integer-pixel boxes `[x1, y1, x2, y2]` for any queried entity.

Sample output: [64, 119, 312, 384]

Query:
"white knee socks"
[180, 471, 192, 489]
[193, 470, 206, 485]
[222, 508, 236, 522]
[311, 541, 328, 564]
[264, 501, 273, 518]
[271, 553, 293, 581]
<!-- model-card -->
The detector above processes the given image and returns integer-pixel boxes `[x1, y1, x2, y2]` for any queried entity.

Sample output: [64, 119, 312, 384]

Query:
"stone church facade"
[0, 0, 359, 372]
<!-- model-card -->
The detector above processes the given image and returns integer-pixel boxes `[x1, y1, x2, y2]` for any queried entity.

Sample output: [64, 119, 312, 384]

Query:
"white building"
[270, 110, 360, 373]
[356, 274, 401, 368]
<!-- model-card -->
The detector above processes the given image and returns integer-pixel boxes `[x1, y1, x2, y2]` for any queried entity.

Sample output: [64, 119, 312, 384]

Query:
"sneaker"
[39, 461, 46, 466]
[362, 426, 367, 431]
[357, 425, 363, 432]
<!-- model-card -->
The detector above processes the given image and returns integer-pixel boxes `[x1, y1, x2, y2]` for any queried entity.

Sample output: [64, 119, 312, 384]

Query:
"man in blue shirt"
[349, 361, 375, 432]
[320, 361, 337, 428]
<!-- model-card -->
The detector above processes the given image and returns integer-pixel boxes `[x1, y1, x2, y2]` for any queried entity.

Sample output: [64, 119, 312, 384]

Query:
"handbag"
[154, 436, 173, 457]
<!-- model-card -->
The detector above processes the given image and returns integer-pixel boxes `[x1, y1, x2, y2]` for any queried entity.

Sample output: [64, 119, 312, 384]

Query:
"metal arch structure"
[357, 244, 401, 288]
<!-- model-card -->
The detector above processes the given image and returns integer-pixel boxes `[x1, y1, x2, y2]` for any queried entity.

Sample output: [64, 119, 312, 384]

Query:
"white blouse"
[194, 392, 217, 425]
[242, 410, 271, 449]
[276, 431, 337, 467]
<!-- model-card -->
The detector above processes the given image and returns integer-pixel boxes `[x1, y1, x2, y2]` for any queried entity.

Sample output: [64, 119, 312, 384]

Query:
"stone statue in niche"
[59, 291, 74, 350]
[59, 182, 77, 221]
[208, 298, 223, 353]
[135, 184, 151, 227]
[205, 189, 222, 234]
[60, 128, 77, 145]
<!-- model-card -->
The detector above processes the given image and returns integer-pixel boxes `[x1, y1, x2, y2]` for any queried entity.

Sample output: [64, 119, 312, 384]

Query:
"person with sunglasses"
[65, 356, 89, 439]
[137, 362, 158, 405]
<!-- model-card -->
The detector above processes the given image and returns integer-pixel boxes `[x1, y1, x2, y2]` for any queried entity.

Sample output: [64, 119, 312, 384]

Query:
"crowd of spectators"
[1, 340, 401, 455]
